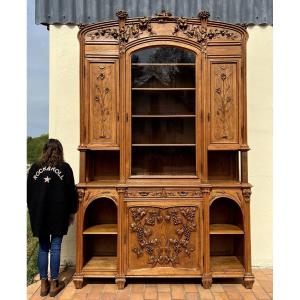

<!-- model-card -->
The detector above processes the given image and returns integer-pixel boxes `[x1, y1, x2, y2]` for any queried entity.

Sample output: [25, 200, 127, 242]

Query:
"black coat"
[27, 161, 78, 237]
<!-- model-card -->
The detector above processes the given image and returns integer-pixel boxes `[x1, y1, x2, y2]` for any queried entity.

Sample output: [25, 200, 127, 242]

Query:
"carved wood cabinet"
[74, 10, 254, 290]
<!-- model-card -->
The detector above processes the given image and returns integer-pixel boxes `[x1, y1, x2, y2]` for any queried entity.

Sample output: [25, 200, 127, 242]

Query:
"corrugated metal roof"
[35, 0, 273, 26]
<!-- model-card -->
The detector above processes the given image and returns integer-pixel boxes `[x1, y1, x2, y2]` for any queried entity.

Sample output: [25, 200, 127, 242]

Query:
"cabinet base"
[243, 273, 255, 289]
[115, 276, 126, 290]
[202, 273, 212, 289]
[73, 273, 84, 289]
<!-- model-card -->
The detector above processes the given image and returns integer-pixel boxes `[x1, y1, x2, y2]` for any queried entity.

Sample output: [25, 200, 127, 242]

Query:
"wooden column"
[115, 187, 126, 289]
[202, 187, 212, 288]
[73, 189, 85, 289]
[241, 151, 248, 183]
[242, 188, 255, 288]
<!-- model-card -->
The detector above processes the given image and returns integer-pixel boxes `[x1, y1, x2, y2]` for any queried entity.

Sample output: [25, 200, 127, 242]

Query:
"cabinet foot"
[202, 274, 212, 289]
[115, 276, 126, 290]
[73, 273, 84, 289]
[243, 273, 255, 289]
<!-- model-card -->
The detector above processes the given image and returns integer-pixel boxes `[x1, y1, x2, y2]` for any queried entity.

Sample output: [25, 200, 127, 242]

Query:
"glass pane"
[131, 46, 197, 176]
[132, 147, 196, 176]
[132, 90, 195, 115]
[131, 47, 195, 64]
[132, 65, 195, 88]
[132, 118, 195, 144]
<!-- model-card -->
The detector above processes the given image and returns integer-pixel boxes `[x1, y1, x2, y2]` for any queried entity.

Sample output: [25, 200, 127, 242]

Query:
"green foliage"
[27, 134, 48, 164]
[27, 211, 39, 285]
[27, 134, 48, 285]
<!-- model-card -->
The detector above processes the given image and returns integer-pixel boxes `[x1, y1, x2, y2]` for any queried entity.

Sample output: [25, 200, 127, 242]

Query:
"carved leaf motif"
[129, 207, 197, 268]
[93, 64, 112, 139]
[213, 64, 235, 141]
[86, 11, 238, 54]
[87, 17, 154, 53]
[173, 17, 238, 53]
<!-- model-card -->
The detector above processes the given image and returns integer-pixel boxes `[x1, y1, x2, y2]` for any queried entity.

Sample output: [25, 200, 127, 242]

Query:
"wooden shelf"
[211, 256, 244, 273]
[83, 256, 117, 272]
[78, 145, 120, 151]
[132, 88, 196, 91]
[208, 145, 250, 151]
[210, 224, 244, 235]
[132, 144, 196, 147]
[83, 224, 118, 235]
[130, 174, 198, 179]
[132, 115, 195, 118]
[132, 63, 195, 66]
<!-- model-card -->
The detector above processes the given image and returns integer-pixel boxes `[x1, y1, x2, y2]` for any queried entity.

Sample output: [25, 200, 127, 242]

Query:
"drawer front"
[125, 188, 203, 198]
[125, 200, 203, 276]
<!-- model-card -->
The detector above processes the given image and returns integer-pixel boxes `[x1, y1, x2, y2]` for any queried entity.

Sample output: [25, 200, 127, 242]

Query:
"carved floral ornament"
[125, 188, 203, 198]
[94, 64, 112, 139]
[242, 188, 252, 202]
[86, 10, 240, 53]
[214, 64, 234, 140]
[129, 206, 197, 267]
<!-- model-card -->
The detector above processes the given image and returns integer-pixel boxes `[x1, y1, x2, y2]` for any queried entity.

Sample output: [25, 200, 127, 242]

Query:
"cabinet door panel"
[208, 60, 240, 147]
[125, 201, 203, 276]
[88, 59, 119, 146]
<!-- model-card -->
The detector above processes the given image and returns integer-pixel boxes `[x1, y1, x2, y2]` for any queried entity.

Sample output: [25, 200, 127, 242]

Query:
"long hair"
[39, 139, 64, 167]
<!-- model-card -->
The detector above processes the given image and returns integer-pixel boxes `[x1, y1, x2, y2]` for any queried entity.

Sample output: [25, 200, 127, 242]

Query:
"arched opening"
[82, 197, 117, 272]
[209, 197, 245, 273]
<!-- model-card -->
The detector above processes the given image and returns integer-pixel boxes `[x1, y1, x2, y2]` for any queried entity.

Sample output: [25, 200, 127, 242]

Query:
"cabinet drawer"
[125, 188, 203, 198]
[164, 188, 202, 198]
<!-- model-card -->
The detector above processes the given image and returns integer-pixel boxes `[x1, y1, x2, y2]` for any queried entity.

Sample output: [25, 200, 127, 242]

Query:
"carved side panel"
[209, 61, 240, 145]
[127, 203, 202, 274]
[88, 59, 119, 146]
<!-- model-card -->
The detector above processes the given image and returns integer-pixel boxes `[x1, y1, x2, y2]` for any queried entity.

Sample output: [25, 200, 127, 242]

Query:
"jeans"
[38, 235, 63, 280]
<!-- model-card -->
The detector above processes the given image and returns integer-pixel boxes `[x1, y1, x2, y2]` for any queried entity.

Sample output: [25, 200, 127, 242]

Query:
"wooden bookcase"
[74, 10, 254, 290]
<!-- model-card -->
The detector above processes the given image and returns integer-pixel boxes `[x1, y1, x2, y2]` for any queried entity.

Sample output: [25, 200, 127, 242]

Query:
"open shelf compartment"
[208, 151, 239, 182]
[210, 197, 245, 275]
[210, 196, 244, 234]
[85, 150, 120, 182]
[83, 198, 118, 272]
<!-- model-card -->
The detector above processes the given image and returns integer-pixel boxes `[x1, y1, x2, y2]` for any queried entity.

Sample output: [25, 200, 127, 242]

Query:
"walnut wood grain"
[209, 224, 244, 235]
[83, 256, 117, 272]
[76, 10, 253, 289]
[83, 224, 118, 235]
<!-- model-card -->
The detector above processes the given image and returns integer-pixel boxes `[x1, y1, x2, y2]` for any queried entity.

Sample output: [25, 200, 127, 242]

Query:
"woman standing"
[27, 139, 78, 297]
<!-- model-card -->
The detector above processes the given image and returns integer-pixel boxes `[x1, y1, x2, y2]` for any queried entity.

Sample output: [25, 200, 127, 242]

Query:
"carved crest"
[86, 10, 239, 54]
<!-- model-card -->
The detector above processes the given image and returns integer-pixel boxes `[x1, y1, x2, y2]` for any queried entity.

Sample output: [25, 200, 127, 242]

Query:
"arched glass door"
[130, 46, 196, 177]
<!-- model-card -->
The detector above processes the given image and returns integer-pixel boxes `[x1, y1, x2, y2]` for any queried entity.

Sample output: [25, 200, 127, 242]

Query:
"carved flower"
[198, 10, 210, 20]
[131, 24, 139, 37]
[138, 18, 149, 30]
[221, 73, 227, 80]
[116, 10, 128, 19]
[216, 88, 221, 94]
[100, 29, 107, 36]
[111, 28, 119, 39]
[226, 96, 231, 103]
[178, 17, 188, 30]
[207, 31, 215, 39]
[98, 73, 105, 80]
